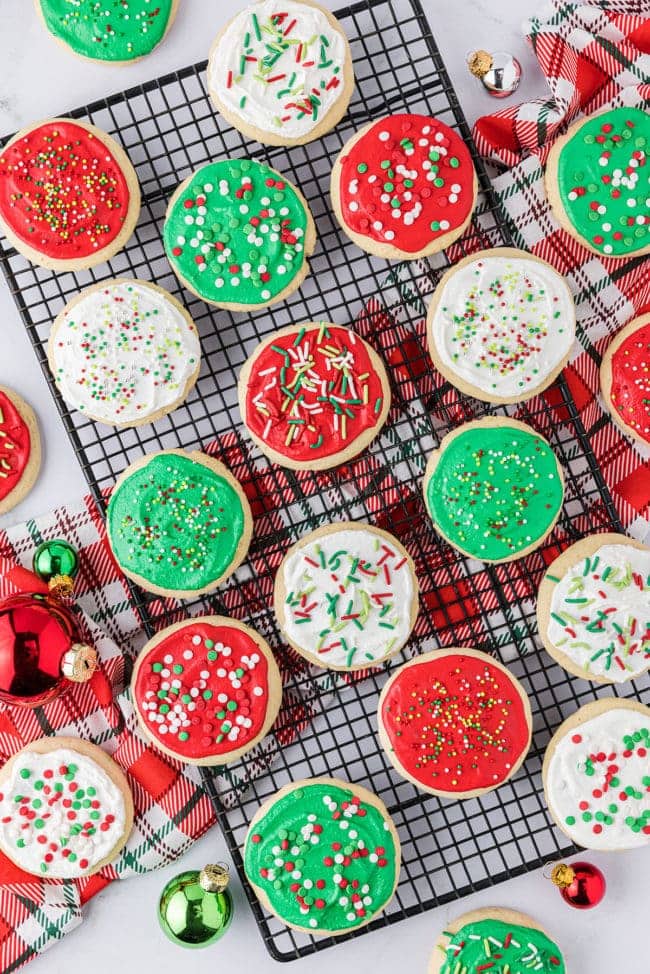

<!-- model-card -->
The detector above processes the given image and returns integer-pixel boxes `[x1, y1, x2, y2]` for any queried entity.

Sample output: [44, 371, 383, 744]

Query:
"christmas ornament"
[158, 864, 233, 948]
[33, 538, 79, 598]
[548, 861, 606, 909]
[0, 592, 97, 707]
[468, 49, 522, 97]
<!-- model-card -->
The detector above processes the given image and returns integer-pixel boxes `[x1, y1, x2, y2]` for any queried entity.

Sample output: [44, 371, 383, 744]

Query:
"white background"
[1, 2, 648, 972]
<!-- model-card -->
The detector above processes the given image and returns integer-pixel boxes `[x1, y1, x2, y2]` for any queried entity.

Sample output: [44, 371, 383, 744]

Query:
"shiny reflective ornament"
[158, 864, 233, 948]
[33, 539, 80, 596]
[468, 49, 522, 97]
[0, 593, 97, 707]
[549, 861, 606, 909]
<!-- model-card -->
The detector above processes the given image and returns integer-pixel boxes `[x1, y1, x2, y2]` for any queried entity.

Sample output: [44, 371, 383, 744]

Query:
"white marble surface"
[0, 2, 648, 973]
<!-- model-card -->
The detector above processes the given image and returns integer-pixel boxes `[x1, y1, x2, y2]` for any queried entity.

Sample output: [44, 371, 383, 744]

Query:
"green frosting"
[439, 918, 566, 973]
[557, 106, 650, 257]
[244, 781, 398, 933]
[39, 0, 174, 62]
[426, 424, 563, 561]
[107, 453, 246, 592]
[163, 159, 309, 307]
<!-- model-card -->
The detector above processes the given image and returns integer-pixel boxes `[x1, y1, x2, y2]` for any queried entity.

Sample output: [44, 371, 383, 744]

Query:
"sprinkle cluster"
[439, 918, 566, 974]
[0, 392, 31, 503]
[609, 319, 650, 444]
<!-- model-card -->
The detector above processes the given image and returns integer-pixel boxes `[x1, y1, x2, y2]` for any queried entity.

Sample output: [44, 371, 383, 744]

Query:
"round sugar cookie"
[537, 533, 650, 684]
[106, 449, 252, 599]
[426, 247, 575, 403]
[0, 386, 41, 516]
[428, 907, 567, 974]
[378, 648, 532, 798]
[331, 113, 477, 259]
[238, 322, 391, 470]
[0, 118, 140, 271]
[163, 158, 315, 310]
[48, 278, 201, 428]
[244, 776, 400, 936]
[274, 522, 418, 670]
[132, 616, 282, 766]
[35, 0, 179, 65]
[0, 736, 133, 878]
[207, 0, 354, 147]
[543, 698, 650, 851]
[423, 417, 565, 563]
[600, 313, 650, 446]
[545, 106, 650, 260]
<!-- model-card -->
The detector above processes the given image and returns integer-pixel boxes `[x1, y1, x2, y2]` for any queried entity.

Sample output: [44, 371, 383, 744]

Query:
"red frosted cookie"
[331, 113, 477, 259]
[600, 313, 650, 446]
[378, 648, 532, 797]
[238, 321, 391, 470]
[131, 616, 282, 766]
[0, 386, 41, 516]
[0, 118, 140, 270]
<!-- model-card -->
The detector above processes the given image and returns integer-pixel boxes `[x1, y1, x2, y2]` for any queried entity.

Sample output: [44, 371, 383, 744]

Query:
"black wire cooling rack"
[1, 0, 649, 962]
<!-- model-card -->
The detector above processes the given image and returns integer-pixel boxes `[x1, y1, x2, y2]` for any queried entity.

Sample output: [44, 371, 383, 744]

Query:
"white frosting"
[281, 528, 415, 668]
[548, 544, 650, 682]
[0, 747, 127, 877]
[50, 281, 200, 425]
[546, 707, 650, 850]
[209, 0, 347, 140]
[430, 255, 574, 397]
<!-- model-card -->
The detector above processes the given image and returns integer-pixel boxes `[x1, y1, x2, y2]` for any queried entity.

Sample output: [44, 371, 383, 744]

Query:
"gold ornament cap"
[48, 574, 75, 600]
[468, 49, 493, 78]
[550, 863, 576, 889]
[61, 643, 98, 683]
[199, 864, 230, 894]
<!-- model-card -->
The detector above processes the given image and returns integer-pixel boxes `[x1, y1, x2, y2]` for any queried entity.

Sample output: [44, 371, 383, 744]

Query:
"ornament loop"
[549, 862, 575, 889]
[61, 643, 98, 683]
[199, 863, 230, 894]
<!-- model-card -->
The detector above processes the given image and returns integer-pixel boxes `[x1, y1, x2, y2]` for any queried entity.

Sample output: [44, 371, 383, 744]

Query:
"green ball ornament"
[33, 539, 79, 584]
[158, 864, 233, 948]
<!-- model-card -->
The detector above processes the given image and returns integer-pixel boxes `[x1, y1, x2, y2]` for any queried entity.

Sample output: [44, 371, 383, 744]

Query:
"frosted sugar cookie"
[537, 533, 650, 684]
[0, 386, 41, 516]
[543, 698, 650, 851]
[0, 118, 140, 271]
[427, 248, 575, 403]
[48, 279, 200, 428]
[244, 777, 400, 935]
[0, 736, 133, 878]
[274, 522, 418, 670]
[378, 648, 532, 797]
[163, 158, 315, 310]
[600, 313, 650, 446]
[207, 0, 354, 146]
[331, 113, 477, 259]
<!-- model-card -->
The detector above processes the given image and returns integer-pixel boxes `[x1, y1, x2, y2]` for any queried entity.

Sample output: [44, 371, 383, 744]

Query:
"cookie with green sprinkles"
[244, 776, 401, 935]
[132, 616, 282, 765]
[423, 417, 564, 563]
[163, 158, 315, 310]
[537, 532, 650, 685]
[0, 736, 133, 878]
[428, 907, 567, 974]
[542, 697, 650, 851]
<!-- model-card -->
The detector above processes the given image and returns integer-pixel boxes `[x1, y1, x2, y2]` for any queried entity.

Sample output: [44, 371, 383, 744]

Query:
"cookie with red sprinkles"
[600, 312, 650, 447]
[378, 648, 532, 798]
[331, 113, 477, 259]
[132, 616, 282, 766]
[0, 118, 140, 271]
[0, 385, 41, 516]
[0, 736, 133, 878]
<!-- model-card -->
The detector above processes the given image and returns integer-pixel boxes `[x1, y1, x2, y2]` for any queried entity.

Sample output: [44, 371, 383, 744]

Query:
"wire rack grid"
[1, 0, 649, 962]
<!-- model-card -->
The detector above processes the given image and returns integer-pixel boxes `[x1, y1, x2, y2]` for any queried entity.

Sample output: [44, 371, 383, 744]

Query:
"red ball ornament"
[550, 861, 606, 909]
[0, 592, 97, 707]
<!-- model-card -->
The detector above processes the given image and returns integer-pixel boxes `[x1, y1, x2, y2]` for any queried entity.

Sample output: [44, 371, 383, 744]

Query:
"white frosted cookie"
[207, 0, 354, 147]
[48, 279, 201, 428]
[537, 533, 650, 684]
[274, 522, 418, 670]
[427, 248, 575, 403]
[0, 737, 133, 878]
[543, 698, 650, 851]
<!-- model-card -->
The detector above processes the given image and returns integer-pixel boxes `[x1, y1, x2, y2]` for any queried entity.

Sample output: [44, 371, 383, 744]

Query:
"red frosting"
[0, 120, 131, 261]
[381, 653, 530, 792]
[609, 320, 650, 444]
[0, 391, 31, 503]
[338, 113, 474, 253]
[244, 324, 387, 463]
[134, 621, 272, 761]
